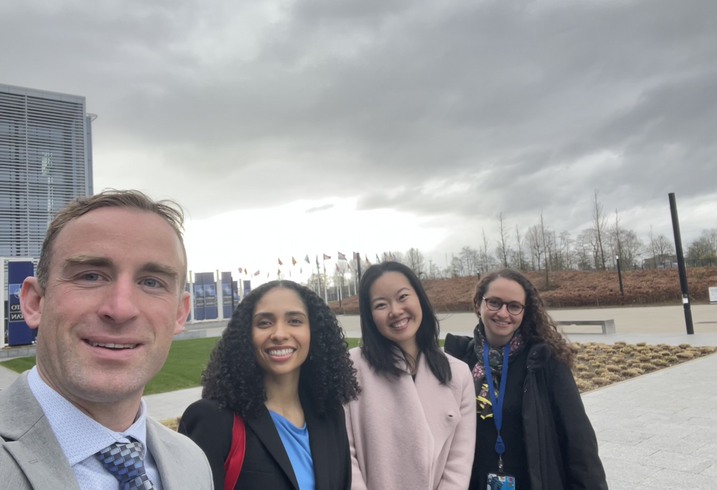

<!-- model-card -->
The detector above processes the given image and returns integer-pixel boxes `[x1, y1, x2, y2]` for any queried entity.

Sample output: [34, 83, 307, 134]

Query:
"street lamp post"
[616, 255, 624, 296]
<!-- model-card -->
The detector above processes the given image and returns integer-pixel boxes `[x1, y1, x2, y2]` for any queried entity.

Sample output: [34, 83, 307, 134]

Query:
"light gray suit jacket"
[0, 372, 214, 490]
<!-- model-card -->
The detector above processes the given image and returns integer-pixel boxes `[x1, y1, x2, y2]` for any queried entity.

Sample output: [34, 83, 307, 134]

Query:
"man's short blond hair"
[36, 189, 187, 291]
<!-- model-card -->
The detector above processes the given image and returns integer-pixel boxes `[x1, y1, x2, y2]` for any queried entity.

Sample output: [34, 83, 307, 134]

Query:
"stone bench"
[556, 319, 616, 335]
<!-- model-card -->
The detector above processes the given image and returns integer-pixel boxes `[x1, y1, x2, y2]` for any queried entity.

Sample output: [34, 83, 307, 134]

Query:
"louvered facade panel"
[0, 84, 93, 259]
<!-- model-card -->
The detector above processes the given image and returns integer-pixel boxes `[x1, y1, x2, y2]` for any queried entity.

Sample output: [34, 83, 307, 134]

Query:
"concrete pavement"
[584, 351, 717, 489]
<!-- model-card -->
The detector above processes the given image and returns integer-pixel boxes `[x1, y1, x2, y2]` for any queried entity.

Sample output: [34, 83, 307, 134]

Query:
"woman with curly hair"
[345, 262, 476, 490]
[179, 280, 360, 490]
[444, 269, 607, 490]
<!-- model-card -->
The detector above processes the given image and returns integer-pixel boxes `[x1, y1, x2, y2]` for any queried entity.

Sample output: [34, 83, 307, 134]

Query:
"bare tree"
[608, 210, 642, 269]
[495, 212, 510, 268]
[555, 230, 574, 270]
[612, 209, 622, 269]
[687, 229, 717, 264]
[513, 224, 527, 270]
[426, 260, 443, 279]
[539, 212, 552, 288]
[575, 229, 595, 270]
[447, 254, 463, 277]
[591, 189, 608, 270]
[526, 225, 544, 270]
[459, 246, 480, 275]
[647, 227, 675, 268]
[479, 229, 496, 273]
[404, 248, 426, 278]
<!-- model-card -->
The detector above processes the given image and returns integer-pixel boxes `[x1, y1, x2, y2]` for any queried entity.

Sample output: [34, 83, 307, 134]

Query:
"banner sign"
[221, 272, 234, 318]
[195, 272, 218, 320]
[203, 275, 218, 320]
[7, 261, 35, 346]
[709, 287, 717, 304]
[193, 281, 205, 321]
[243, 280, 252, 297]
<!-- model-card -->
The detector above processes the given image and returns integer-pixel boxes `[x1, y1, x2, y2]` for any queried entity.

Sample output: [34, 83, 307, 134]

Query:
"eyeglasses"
[481, 297, 525, 315]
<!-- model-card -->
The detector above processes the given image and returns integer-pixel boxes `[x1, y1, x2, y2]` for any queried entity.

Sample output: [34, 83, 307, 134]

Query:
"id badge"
[487, 473, 516, 490]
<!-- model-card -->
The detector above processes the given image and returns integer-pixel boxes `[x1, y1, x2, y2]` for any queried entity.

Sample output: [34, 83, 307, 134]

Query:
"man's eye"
[142, 278, 162, 288]
[81, 273, 101, 281]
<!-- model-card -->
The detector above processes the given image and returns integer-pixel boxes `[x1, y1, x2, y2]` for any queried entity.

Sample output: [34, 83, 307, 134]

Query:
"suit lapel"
[0, 374, 80, 490]
[303, 399, 329, 490]
[245, 409, 300, 490]
[146, 418, 182, 489]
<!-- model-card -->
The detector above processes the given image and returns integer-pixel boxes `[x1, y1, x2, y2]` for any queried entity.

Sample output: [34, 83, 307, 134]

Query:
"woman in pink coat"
[345, 262, 476, 490]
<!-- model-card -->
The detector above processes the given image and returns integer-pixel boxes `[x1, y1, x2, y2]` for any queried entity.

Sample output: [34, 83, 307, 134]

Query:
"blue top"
[269, 410, 315, 490]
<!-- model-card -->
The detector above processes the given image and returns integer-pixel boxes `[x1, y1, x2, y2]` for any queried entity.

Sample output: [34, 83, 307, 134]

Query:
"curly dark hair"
[201, 280, 360, 418]
[359, 262, 452, 384]
[473, 269, 576, 367]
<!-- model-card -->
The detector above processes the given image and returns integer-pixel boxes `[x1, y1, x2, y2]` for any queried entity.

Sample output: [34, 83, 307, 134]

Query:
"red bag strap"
[223, 413, 246, 490]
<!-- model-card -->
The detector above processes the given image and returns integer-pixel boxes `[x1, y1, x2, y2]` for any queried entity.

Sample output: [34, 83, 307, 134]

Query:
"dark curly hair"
[201, 280, 360, 418]
[473, 269, 576, 367]
[359, 262, 452, 385]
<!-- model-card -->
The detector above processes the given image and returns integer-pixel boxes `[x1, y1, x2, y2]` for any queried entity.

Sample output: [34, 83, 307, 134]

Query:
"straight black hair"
[358, 262, 451, 385]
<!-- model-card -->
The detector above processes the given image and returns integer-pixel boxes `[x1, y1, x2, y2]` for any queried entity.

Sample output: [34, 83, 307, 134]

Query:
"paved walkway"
[584, 352, 717, 489]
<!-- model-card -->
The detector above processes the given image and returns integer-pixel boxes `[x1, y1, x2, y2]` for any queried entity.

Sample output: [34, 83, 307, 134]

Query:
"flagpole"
[316, 255, 321, 297]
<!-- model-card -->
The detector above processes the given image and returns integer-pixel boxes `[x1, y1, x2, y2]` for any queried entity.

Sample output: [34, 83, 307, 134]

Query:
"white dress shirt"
[27, 367, 164, 490]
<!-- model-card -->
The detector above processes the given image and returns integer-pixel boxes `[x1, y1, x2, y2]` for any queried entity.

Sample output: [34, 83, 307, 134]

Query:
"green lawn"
[144, 337, 220, 395]
[0, 337, 373, 395]
[0, 356, 37, 374]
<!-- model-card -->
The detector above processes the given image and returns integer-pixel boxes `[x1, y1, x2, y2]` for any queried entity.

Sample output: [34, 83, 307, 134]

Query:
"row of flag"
[236, 252, 398, 279]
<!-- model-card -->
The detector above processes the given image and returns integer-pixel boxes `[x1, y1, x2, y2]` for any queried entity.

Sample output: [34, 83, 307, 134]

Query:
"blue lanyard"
[483, 341, 510, 470]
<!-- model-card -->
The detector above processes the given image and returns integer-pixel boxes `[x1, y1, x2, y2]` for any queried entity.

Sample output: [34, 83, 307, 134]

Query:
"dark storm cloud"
[2, 0, 715, 243]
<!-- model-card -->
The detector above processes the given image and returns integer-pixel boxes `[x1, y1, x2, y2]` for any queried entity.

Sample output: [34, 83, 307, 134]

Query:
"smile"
[86, 341, 137, 350]
[390, 318, 409, 329]
[266, 348, 296, 358]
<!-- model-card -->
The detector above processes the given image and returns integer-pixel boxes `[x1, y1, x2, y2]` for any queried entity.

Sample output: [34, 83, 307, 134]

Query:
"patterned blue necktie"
[96, 440, 156, 490]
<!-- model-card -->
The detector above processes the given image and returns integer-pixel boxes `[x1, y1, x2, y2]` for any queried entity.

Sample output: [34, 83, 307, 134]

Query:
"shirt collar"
[27, 366, 148, 466]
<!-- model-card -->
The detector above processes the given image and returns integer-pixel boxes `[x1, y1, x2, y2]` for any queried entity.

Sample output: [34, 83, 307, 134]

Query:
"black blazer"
[179, 395, 351, 490]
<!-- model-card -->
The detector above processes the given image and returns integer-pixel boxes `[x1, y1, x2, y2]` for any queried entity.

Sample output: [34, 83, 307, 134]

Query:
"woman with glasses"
[445, 269, 607, 490]
[345, 261, 476, 489]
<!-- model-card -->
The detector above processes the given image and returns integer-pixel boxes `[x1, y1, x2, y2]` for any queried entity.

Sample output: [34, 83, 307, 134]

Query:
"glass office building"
[0, 83, 94, 258]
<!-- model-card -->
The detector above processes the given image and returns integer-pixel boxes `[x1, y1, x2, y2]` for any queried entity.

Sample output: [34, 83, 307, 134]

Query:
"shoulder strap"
[223, 413, 246, 490]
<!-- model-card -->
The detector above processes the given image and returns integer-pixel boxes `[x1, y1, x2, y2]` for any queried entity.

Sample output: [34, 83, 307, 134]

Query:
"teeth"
[391, 318, 409, 328]
[267, 348, 295, 357]
[90, 342, 136, 349]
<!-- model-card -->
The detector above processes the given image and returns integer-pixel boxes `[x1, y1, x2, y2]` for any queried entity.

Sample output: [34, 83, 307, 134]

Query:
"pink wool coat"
[345, 347, 476, 490]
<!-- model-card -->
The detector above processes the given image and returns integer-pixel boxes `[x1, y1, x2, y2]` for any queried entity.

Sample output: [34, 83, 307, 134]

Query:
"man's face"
[21, 207, 190, 407]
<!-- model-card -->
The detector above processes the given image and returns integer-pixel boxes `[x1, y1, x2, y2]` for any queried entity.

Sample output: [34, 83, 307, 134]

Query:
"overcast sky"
[3, 0, 716, 277]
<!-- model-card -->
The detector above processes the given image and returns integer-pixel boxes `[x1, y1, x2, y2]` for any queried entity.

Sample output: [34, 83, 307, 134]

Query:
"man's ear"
[20, 277, 43, 329]
[174, 290, 191, 335]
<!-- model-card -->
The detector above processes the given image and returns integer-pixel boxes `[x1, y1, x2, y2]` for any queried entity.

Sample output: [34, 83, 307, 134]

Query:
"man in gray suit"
[0, 190, 213, 489]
